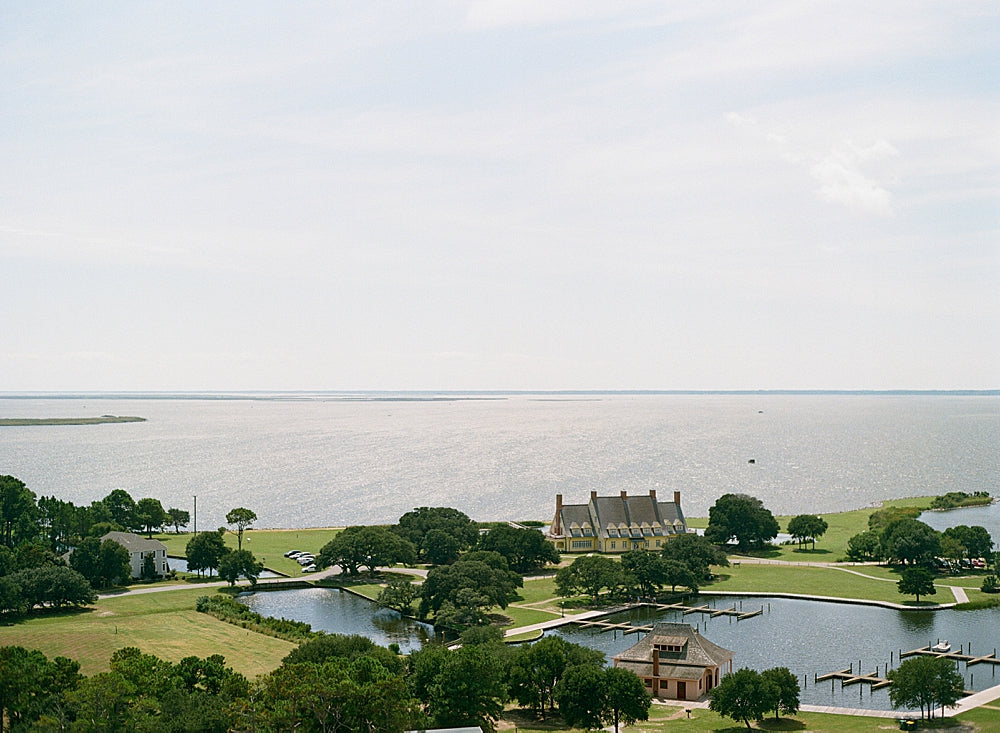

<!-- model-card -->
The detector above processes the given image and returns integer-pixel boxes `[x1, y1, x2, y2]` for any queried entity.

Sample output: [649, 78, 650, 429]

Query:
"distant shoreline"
[0, 389, 997, 402]
[0, 415, 146, 426]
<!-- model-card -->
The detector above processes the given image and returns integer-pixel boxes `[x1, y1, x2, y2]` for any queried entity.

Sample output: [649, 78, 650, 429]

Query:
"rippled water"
[234, 583, 1000, 712]
[551, 597, 1000, 711]
[1, 393, 996, 530]
[237, 586, 435, 653]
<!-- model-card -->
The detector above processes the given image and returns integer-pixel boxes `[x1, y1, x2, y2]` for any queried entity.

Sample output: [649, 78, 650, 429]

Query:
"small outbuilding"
[612, 622, 733, 702]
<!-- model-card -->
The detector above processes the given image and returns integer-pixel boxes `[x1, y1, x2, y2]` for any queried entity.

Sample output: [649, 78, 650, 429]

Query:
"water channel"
[237, 584, 999, 711]
[238, 587, 435, 654]
[237, 504, 999, 712]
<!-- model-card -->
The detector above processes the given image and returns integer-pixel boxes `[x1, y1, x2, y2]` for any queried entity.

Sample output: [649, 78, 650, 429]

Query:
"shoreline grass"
[0, 415, 146, 426]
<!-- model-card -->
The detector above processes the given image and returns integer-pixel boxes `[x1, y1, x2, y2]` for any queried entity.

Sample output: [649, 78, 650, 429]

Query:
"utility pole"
[193, 495, 197, 534]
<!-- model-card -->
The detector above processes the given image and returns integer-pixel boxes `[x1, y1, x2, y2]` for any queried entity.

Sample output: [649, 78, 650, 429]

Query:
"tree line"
[0, 627, 653, 733]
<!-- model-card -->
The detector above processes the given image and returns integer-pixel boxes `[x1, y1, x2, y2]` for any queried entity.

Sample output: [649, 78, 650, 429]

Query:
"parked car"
[285, 550, 304, 558]
[302, 564, 317, 572]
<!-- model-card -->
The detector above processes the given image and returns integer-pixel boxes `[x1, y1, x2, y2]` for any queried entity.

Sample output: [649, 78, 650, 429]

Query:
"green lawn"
[0, 587, 294, 677]
[154, 527, 343, 576]
[499, 701, 996, 732]
[709, 563, 921, 604]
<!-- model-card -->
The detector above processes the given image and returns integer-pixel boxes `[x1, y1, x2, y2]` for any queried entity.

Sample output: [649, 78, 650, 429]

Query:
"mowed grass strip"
[0, 588, 295, 677]
[709, 563, 913, 604]
[155, 527, 343, 577]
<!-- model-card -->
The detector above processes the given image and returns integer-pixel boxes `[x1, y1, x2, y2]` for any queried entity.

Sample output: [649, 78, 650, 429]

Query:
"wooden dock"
[816, 667, 892, 690]
[900, 645, 1000, 668]
[641, 601, 763, 621]
[567, 601, 763, 635]
[816, 662, 977, 698]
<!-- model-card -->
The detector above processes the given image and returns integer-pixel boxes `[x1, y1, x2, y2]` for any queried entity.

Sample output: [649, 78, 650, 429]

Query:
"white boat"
[931, 641, 951, 653]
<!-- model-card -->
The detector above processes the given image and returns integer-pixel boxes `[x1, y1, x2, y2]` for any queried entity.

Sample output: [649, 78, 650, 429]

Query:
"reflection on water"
[549, 596, 1000, 711]
[237, 587, 435, 653]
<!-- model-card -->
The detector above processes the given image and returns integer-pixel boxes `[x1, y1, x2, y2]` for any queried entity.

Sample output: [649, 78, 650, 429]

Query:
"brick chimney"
[673, 491, 681, 507]
[649, 489, 657, 501]
[590, 490, 598, 503]
[553, 494, 562, 535]
[621, 490, 628, 500]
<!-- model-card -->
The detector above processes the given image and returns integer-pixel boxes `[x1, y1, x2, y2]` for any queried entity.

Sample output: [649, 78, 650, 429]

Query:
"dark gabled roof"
[614, 623, 733, 668]
[100, 531, 167, 554]
[560, 504, 593, 531]
[656, 499, 685, 526]
[593, 496, 629, 528]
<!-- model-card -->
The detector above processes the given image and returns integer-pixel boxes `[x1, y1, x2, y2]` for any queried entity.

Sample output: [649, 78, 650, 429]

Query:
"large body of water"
[1, 393, 996, 530]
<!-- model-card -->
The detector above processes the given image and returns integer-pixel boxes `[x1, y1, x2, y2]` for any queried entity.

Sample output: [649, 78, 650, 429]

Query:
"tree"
[135, 497, 167, 538]
[377, 578, 417, 613]
[660, 532, 729, 582]
[225, 508, 257, 551]
[761, 666, 800, 719]
[0, 646, 81, 732]
[283, 632, 404, 674]
[786, 514, 828, 551]
[603, 667, 652, 733]
[708, 667, 775, 729]
[419, 554, 521, 624]
[218, 549, 263, 587]
[318, 525, 417, 577]
[102, 489, 140, 532]
[98, 538, 132, 587]
[620, 550, 667, 597]
[12, 566, 96, 613]
[394, 506, 479, 561]
[166, 507, 190, 534]
[477, 525, 560, 573]
[846, 529, 883, 562]
[554, 663, 606, 730]
[186, 531, 228, 578]
[881, 518, 940, 566]
[705, 493, 779, 550]
[944, 525, 994, 562]
[422, 528, 462, 565]
[555, 555, 622, 603]
[888, 655, 964, 719]
[508, 636, 604, 717]
[427, 644, 508, 732]
[0, 475, 38, 548]
[897, 566, 937, 603]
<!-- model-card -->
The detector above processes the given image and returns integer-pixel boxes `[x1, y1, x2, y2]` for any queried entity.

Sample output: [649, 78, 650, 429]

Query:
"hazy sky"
[2, 2, 997, 391]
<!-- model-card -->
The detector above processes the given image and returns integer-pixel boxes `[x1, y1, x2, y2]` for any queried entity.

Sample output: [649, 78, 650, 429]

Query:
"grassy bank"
[155, 526, 342, 577]
[0, 587, 293, 677]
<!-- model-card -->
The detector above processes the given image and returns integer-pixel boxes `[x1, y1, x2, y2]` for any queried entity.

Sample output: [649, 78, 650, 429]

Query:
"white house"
[101, 531, 170, 579]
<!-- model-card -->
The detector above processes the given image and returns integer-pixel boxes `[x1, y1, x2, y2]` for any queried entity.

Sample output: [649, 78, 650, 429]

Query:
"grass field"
[0, 587, 294, 677]
[154, 526, 342, 577]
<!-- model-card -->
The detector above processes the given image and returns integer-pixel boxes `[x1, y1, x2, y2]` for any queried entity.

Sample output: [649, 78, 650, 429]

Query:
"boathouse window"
[654, 642, 684, 654]
[571, 540, 591, 549]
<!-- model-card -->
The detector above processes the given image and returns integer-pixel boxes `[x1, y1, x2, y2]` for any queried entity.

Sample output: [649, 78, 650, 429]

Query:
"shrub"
[982, 575, 999, 594]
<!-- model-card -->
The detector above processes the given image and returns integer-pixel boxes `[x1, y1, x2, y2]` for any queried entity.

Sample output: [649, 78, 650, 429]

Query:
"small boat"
[931, 641, 951, 653]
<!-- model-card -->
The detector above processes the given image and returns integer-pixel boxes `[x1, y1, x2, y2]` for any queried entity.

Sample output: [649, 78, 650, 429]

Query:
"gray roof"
[553, 491, 686, 540]
[100, 531, 167, 554]
[614, 623, 733, 668]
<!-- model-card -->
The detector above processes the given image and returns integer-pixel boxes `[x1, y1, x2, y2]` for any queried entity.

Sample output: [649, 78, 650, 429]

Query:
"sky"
[1, 2, 997, 392]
